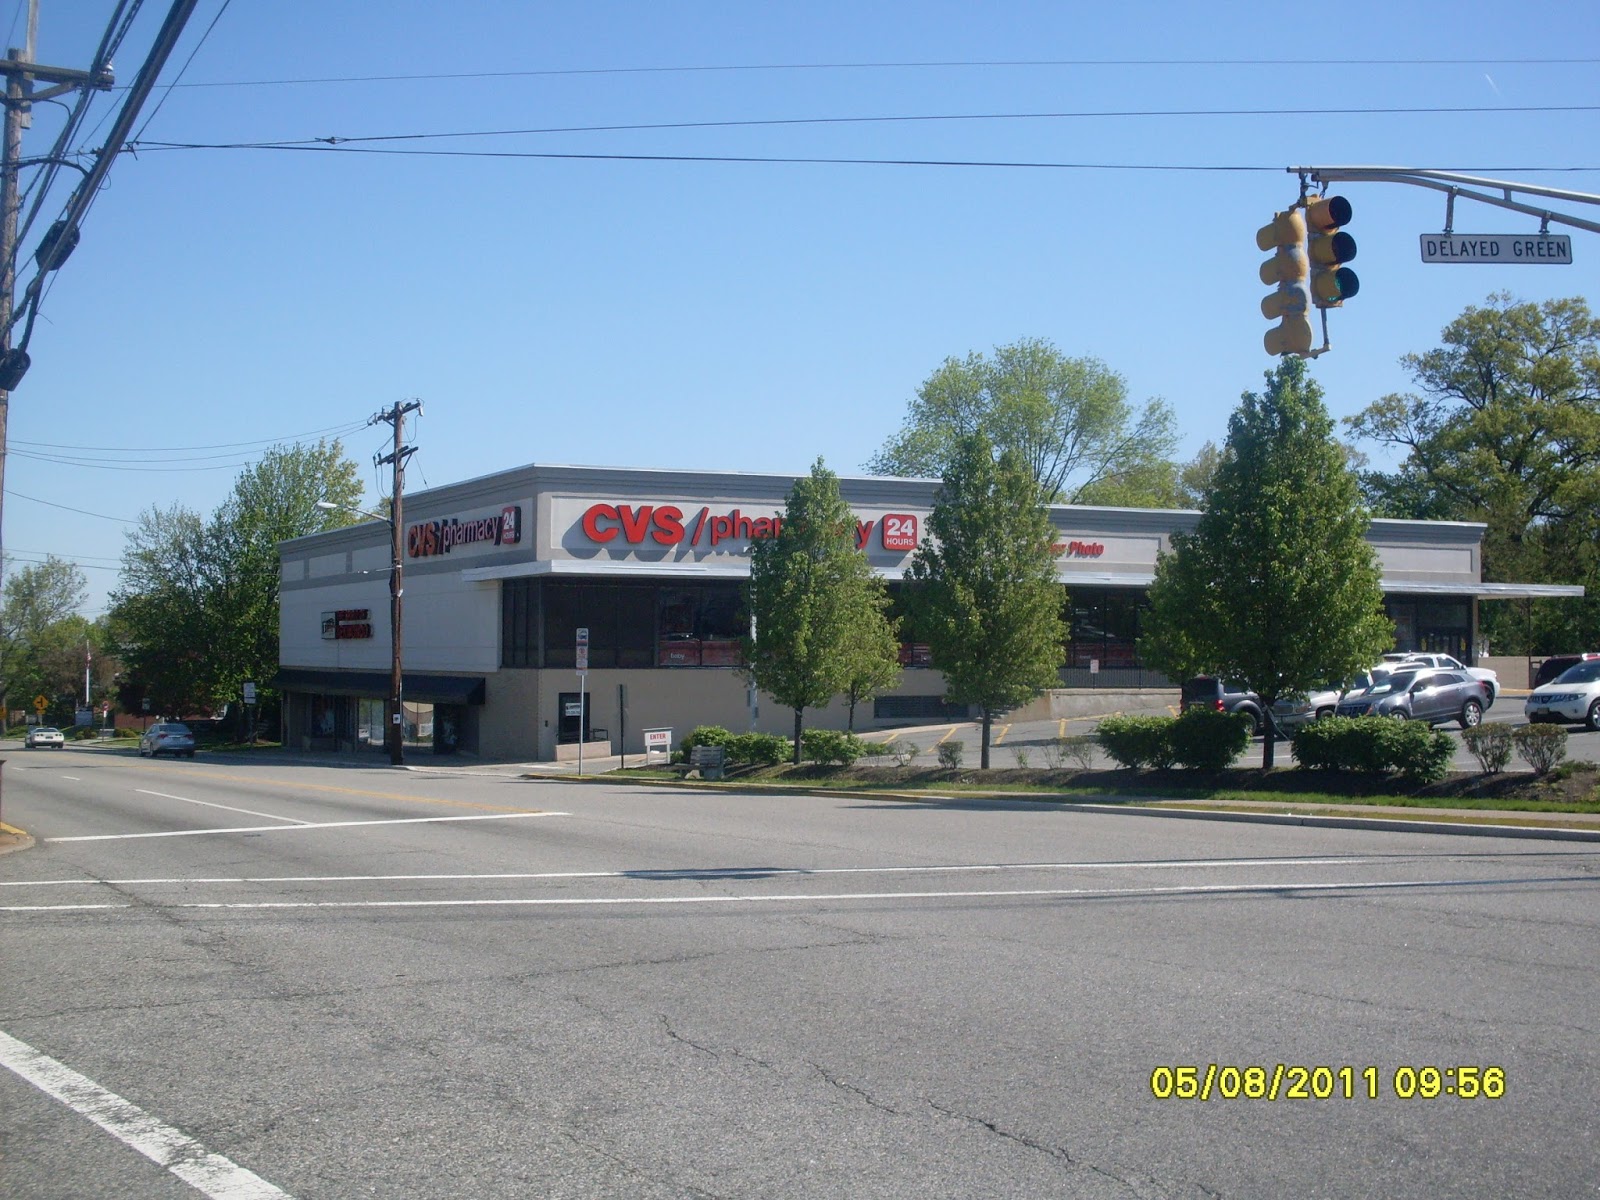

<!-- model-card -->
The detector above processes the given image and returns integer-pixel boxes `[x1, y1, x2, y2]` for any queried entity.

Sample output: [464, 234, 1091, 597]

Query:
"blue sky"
[7, 0, 1598, 616]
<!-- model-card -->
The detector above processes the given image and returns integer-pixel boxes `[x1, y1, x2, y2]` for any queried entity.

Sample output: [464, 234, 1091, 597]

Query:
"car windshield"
[1555, 661, 1600, 685]
[1368, 671, 1418, 696]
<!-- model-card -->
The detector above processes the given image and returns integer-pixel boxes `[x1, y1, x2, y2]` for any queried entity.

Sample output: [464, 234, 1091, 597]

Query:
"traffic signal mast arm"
[1291, 167, 1600, 236]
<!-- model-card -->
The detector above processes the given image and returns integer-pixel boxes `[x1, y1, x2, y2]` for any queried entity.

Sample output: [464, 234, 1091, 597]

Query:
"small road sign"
[33, 694, 48, 714]
[1420, 233, 1572, 264]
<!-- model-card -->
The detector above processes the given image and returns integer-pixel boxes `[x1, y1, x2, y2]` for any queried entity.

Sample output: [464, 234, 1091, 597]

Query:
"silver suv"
[1335, 669, 1488, 729]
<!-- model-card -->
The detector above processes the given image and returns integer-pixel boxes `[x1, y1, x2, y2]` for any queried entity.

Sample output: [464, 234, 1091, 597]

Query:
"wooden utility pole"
[373, 400, 420, 766]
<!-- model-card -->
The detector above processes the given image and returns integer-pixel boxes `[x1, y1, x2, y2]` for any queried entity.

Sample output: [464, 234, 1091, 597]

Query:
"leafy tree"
[867, 337, 1179, 504]
[1141, 359, 1393, 768]
[109, 441, 364, 723]
[0, 557, 97, 722]
[744, 459, 900, 762]
[841, 611, 903, 731]
[1346, 293, 1600, 652]
[207, 440, 364, 719]
[906, 433, 1065, 768]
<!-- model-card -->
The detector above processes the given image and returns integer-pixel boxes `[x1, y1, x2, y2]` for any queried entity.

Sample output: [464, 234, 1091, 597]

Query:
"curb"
[593, 775, 1600, 842]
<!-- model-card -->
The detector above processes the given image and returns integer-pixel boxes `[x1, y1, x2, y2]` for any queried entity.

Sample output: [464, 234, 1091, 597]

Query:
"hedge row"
[1289, 716, 1454, 784]
[1096, 708, 1251, 770]
[676, 725, 867, 766]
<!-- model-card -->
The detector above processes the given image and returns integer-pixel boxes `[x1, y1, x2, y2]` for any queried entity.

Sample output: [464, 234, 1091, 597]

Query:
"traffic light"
[1257, 208, 1312, 356]
[1306, 194, 1358, 308]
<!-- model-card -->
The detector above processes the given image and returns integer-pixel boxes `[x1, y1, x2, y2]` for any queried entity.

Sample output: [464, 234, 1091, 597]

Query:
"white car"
[1397, 653, 1498, 705]
[25, 725, 65, 749]
[1524, 659, 1600, 731]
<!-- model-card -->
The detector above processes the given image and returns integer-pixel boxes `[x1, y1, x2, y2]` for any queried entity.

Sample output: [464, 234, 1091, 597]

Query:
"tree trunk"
[981, 710, 992, 769]
[847, 693, 856, 731]
[792, 708, 804, 765]
[1262, 717, 1277, 770]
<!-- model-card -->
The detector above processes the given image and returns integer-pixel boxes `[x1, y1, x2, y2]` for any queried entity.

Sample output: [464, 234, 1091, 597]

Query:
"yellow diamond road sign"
[34, 694, 48, 713]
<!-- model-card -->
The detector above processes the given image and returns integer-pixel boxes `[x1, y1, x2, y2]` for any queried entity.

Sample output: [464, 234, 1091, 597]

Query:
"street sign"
[1419, 233, 1572, 264]
[243, 681, 257, 704]
[576, 645, 589, 671]
[576, 627, 589, 646]
[33, 694, 47, 714]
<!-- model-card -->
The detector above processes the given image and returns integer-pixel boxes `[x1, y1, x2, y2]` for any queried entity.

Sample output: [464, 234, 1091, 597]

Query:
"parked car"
[1335, 668, 1489, 729]
[1181, 676, 1267, 735]
[25, 725, 65, 749]
[1395, 653, 1498, 705]
[1532, 653, 1600, 690]
[1269, 685, 1344, 732]
[1524, 659, 1600, 731]
[140, 722, 196, 759]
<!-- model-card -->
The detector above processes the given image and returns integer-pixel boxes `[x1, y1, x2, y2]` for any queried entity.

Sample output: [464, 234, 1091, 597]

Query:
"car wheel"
[1315, 707, 1334, 721]
[1388, 710, 1408, 720]
[1459, 699, 1483, 729]
[1588, 699, 1600, 733]
[1240, 709, 1262, 736]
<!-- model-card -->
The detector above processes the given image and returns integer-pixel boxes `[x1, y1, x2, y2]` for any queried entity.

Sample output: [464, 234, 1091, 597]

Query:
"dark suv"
[1533, 653, 1600, 690]
[1181, 676, 1266, 735]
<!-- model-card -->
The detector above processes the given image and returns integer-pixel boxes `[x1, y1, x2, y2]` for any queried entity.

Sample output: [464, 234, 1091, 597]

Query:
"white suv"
[1525, 659, 1600, 731]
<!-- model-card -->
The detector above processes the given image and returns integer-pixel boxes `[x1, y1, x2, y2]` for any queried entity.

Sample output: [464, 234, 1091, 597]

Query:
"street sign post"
[576, 628, 589, 775]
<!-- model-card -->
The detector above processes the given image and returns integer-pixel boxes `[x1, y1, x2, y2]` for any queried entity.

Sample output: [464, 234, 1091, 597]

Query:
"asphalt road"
[3, 747, 1599, 1198]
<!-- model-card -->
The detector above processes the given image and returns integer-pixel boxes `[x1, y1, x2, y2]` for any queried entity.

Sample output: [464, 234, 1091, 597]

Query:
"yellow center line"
[993, 723, 1011, 745]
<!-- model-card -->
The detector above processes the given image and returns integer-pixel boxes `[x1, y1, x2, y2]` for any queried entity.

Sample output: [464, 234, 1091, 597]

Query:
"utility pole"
[0, 2, 114, 586]
[373, 400, 420, 766]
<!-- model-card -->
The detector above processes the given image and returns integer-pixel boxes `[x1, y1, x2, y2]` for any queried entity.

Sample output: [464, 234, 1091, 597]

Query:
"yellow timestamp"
[1149, 1064, 1506, 1101]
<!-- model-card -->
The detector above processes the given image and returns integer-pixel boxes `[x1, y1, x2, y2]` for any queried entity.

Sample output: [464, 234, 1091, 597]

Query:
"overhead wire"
[133, 56, 1600, 89]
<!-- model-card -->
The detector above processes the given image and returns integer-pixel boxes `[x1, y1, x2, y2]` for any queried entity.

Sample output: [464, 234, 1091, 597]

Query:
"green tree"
[906, 433, 1065, 768]
[1346, 293, 1600, 652]
[1142, 359, 1393, 768]
[109, 441, 364, 723]
[866, 337, 1179, 504]
[744, 459, 900, 762]
[841, 611, 903, 731]
[0, 557, 95, 722]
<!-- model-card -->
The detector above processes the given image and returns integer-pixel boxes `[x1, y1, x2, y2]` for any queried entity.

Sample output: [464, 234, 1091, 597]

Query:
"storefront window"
[503, 579, 747, 669]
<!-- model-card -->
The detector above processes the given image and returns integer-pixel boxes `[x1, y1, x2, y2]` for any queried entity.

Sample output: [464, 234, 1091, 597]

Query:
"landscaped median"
[571, 759, 1600, 831]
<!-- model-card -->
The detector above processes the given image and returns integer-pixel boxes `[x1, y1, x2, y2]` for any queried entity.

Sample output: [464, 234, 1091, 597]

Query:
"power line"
[6, 490, 137, 523]
[129, 140, 1599, 175]
[9, 419, 369, 453]
[129, 56, 1600, 89]
[8, 448, 257, 471]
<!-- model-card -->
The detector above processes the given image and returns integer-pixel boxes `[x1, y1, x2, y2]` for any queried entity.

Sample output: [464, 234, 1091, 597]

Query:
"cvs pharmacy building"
[276, 462, 1572, 761]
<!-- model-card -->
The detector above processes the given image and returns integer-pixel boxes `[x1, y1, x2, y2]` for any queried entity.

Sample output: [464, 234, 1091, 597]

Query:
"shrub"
[680, 725, 733, 755]
[1167, 707, 1250, 770]
[1290, 716, 1453, 783]
[1461, 724, 1514, 775]
[801, 728, 867, 766]
[891, 739, 919, 767]
[1095, 715, 1176, 769]
[1513, 724, 1568, 776]
[724, 731, 792, 765]
[937, 740, 965, 770]
[1012, 747, 1031, 769]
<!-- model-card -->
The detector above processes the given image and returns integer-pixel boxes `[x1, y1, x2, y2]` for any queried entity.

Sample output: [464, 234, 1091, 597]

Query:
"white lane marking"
[0, 855, 1406, 888]
[0, 1028, 294, 1198]
[136, 789, 312, 826]
[61, 775, 82, 781]
[3, 875, 1580, 914]
[44, 811, 568, 843]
